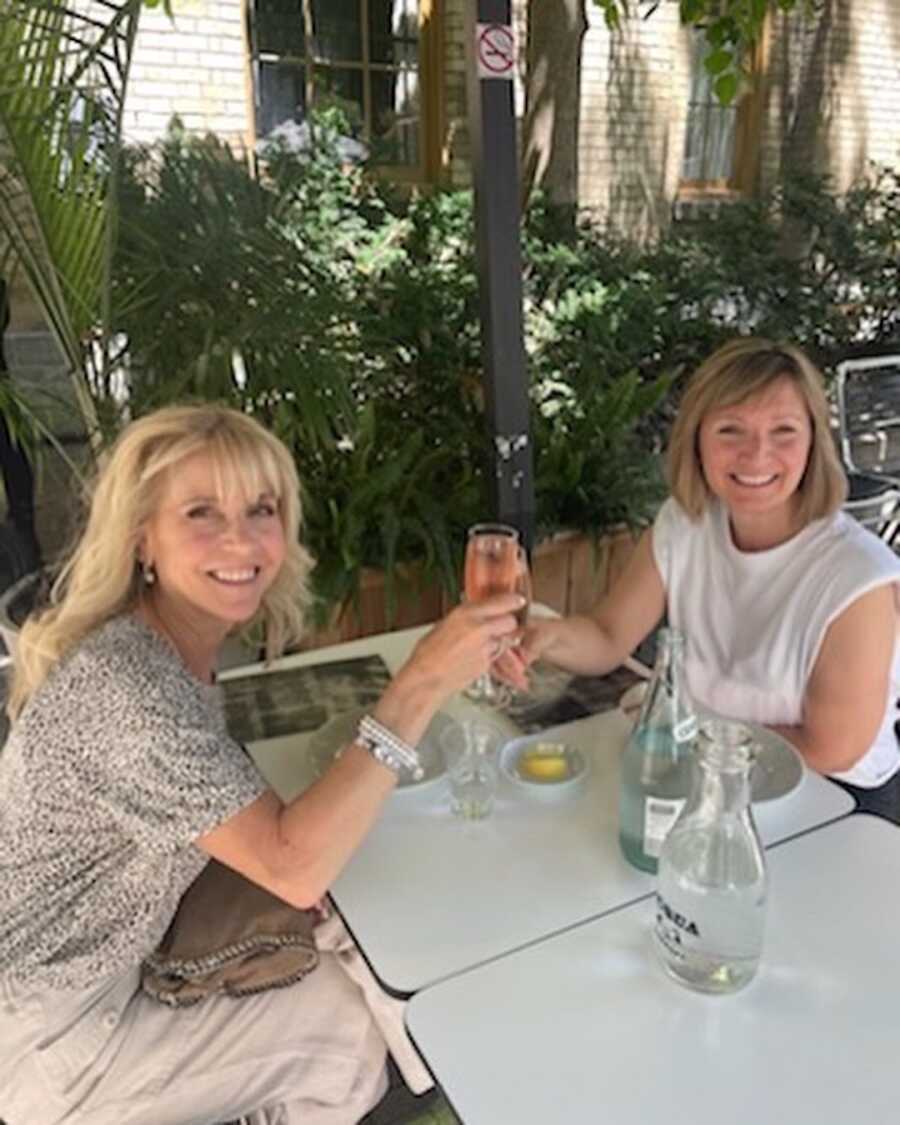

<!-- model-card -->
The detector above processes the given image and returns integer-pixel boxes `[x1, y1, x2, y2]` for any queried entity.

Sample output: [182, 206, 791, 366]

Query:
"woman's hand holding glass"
[493, 615, 559, 693]
[385, 593, 525, 731]
[461, 524, 533, 705]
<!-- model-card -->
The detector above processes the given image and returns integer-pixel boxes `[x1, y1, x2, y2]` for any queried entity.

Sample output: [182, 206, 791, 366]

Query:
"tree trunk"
[521, 0, 588, 219]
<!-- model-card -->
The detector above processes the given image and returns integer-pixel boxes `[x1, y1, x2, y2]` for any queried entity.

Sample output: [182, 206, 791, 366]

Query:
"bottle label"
[673, 715, 697, 743]
[642, 797, 686, 858]
[654, 890, 701, 965]
[654, 885, 767, 971]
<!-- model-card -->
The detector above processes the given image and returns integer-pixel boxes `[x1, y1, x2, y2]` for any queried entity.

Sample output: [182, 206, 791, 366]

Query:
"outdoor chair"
[834, 352, 900, 550]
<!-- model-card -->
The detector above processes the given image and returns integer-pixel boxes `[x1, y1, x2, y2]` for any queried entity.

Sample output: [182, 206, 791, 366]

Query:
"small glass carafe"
[653, 719, 767, 994]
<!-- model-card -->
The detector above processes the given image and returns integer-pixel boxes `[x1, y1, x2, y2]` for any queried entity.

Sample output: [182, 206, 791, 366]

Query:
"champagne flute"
[514, 545, 532, 630]
[463, 522, 520, 706]
[502, 546, 533, 701]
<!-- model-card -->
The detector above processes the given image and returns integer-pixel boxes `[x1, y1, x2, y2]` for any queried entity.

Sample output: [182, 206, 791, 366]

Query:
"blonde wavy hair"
[9, 404, 313, 720]
[667, 337, 848, 522]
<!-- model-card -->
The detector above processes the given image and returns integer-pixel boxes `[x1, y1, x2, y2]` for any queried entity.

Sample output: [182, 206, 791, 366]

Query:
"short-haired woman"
[0, 405, 523, 1124]
[503, 337, 900, 814]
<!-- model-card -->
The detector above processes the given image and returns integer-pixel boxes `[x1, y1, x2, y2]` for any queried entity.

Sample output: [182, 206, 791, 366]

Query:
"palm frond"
[0, 0, 142, 434]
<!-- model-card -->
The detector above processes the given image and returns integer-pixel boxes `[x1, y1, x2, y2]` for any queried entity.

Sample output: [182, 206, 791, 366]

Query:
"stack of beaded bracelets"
[354, 714, 424, 781]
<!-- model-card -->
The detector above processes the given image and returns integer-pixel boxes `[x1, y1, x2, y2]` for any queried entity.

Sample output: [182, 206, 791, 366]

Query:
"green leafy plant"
[0, 1, 143, 442]
[533, 368, 670, 538]
[273, 173, 487, 618]
[108, 118, 900, 627]
[778, 166, 900, 357]
[110, 120, 485, 621]
[112, 124, 356, 449]
[642, 165, 900, 370]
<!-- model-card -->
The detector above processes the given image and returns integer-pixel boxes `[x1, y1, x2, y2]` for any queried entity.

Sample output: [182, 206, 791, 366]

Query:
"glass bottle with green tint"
[618, 627, 697, 873]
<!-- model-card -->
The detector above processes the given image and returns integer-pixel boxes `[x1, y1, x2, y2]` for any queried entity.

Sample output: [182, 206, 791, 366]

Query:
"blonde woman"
[0, 405, 523, 1125]
[502, 337, 900, 815]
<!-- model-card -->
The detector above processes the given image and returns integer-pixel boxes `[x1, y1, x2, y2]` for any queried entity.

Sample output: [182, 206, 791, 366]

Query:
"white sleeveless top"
[652, 498, 900, 788]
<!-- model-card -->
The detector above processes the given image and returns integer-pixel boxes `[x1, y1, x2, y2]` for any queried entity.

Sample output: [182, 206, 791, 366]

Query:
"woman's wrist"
[370, 664, 442, 748]
[531, 615, 609, 676]
[353, 714, 424, 780]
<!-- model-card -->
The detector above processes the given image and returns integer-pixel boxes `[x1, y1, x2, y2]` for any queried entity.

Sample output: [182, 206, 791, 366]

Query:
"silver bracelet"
[354, 714, 424, 781]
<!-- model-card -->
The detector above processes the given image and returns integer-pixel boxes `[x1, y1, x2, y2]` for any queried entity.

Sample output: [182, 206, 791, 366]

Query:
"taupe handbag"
[141, 859, 319, 1007]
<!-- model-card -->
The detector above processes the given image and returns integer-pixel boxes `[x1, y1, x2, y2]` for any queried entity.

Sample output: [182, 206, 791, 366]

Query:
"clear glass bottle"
[618, 627, 697, 873]
[654, 719, 768, 994]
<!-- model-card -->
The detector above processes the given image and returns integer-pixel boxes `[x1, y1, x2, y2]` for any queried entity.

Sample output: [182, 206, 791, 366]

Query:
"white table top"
[406, 815, 900, 1125]
[232, 624, 853, 995]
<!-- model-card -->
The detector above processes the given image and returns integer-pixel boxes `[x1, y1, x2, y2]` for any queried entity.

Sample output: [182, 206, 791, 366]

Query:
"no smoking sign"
[476, 22, 516, 80]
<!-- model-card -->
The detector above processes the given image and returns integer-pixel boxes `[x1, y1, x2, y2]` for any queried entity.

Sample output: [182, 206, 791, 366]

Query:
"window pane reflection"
[312, 66, 364, 134]
[256, 0, 305, 56]
[682, 34, 737, 183]
[309, 0, 362, 62]
[369, 0, 419, 66]
[371, 66, 419, 165]
[253, 0, 421, 167]
[258, 62, 305, 135]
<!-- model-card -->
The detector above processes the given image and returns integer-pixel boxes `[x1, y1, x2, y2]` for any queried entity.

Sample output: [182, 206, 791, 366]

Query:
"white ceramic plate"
[308, 707, 452, 795]
[747, 724, 804, 802]
[617, 682, 804, 803]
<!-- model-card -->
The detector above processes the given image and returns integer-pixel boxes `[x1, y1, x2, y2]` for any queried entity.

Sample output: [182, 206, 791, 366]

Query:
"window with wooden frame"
[248, 0, 444, 182]
[679, 25, 769, 197]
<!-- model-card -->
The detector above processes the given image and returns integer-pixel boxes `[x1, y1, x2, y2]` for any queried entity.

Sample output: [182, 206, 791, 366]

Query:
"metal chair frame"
[833, 353, 900, 550]
[835, 353, 900, 478]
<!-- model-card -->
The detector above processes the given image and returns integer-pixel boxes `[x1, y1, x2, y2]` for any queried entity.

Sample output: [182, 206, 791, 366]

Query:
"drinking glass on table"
[441, 718, 506, 820]
[463, 522, 525, 706]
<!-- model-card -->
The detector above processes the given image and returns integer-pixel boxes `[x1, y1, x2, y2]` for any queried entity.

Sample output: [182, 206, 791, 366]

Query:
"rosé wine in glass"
[464, 525, 520, 603]
[463, 523, 522, 707]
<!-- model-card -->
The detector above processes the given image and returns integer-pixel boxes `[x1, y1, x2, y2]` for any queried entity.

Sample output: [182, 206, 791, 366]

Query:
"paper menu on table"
[498, 656, 651, 736]
[220, 654, 391, 744]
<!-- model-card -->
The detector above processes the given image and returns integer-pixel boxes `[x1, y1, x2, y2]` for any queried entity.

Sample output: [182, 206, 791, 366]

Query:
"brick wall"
[442, 1, 685, 235]
[443, 0, 900, 235]
[441, 0, 468, 186]
[762, 1, 900, 195]
[577, 2, 682, 234]
[120, 1, 900, 215]
[123, 0, 251, 150]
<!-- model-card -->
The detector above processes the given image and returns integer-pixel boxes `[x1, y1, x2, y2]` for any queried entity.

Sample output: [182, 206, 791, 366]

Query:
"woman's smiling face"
[697, 376, 813, 538]
[139, 450, 287, 636]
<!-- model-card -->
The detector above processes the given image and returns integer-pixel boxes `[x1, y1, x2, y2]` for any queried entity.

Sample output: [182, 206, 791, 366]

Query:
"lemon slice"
[518, 744, 570, 782]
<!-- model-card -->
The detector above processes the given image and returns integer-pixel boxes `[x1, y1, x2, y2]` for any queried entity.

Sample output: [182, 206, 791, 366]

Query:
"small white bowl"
[500, 737, 590, 801]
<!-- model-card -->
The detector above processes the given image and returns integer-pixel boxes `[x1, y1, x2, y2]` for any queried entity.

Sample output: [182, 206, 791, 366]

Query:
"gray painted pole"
[465, 0, 535, 551]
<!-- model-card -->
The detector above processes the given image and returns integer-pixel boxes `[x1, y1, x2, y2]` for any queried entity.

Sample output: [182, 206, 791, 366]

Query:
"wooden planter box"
[298, 526, 641, 653]
[530, 527, 641, 616]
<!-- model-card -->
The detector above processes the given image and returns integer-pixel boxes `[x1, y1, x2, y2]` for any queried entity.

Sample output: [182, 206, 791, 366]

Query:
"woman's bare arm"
[497, 529, 666, 685]
[196, 594, 524, 907]
[773, 584, 897, 776]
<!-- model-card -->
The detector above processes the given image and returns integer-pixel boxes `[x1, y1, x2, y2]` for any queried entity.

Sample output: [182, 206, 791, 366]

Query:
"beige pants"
[0, 914, 422, 1125]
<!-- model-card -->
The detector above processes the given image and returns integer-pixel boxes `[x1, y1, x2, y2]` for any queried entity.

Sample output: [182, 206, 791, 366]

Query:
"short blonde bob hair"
[9, 404, 313, 719]
[667, 336, 847, 521]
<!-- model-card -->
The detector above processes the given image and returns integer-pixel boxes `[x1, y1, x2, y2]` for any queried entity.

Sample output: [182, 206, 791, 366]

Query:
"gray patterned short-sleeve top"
[0, 615, 269, 991]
